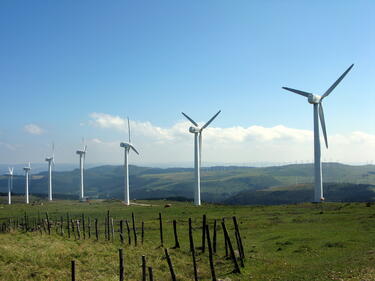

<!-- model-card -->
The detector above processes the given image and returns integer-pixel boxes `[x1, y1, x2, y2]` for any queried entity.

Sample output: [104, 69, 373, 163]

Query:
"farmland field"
[0, 199, 374, 281]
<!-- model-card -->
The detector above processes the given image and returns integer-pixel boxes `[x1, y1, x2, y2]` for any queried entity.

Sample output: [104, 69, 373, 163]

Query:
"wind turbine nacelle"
[76, 150, 85, 155]
[120, 142, 130, 148]
[308, 94, 321, 104]
[45, 157, 53, 162]
[189, 127, 200, 133]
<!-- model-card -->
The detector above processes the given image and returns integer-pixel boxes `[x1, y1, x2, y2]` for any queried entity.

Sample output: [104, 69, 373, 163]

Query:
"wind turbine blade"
[130, 145, 139, 155]
[181, 112, 198, 127]
[319, 103, 328, 148]
[84, 145, 87, 152]
[52, 141, 55, 158]
[321, 64, 354, 99]
[201, 110, 221, 130]
[282, 87, 311, 97]
[127, 117, 131, 143]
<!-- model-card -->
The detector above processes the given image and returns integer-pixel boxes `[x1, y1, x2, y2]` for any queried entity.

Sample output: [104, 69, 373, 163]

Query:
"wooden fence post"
[201, 214, 206, 253]
[120, 220, 124, 244]
[213, 219, 217, 254]
[221, 221, 240, 274]
[164, 248, 177, 281]
[119, 248, 124, 281]
[148, 267, 154, 281]
[142, 255, 146, 281]
[159, 212, 163, 247]
[125, 220, 131, 245]
[189, 218, 198, 281]
[232, 216, 245, 259]
[71, 260, 76, 281]
[173, 220, 180, 248]
[132, 212, 137, 246]
[141, 221, 144, 245]
[206, 224, 216, 281]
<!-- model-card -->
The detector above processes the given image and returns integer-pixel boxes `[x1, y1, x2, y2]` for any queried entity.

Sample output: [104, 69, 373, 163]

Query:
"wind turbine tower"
[120, 117, 139, 206]
[7, 168, 14, 205]
[282, 64, 353, 202]
[45, 143, 55, 201]
[76, 142, 87, 201]
[182, 110, 221, 206]
[23, 162, 31, 204]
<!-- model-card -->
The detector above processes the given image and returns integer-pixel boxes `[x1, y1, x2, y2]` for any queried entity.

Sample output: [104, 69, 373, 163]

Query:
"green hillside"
[1, 163, 374, 204]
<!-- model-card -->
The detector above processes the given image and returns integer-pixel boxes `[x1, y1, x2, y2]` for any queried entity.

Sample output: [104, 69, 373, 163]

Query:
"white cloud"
[83, 112, 375, 164]
[0, 142, 16, 150]
[24, 124, 44, 135]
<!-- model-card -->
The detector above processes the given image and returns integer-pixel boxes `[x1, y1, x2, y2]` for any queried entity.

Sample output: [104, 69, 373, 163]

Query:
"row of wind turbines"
[5, 64, 354, 206]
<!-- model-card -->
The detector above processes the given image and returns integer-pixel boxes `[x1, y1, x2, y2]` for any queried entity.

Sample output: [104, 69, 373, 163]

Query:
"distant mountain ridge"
[0, 163, 374, 204]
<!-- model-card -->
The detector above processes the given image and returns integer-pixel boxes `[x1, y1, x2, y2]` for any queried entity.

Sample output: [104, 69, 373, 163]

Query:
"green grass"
[0, 199, 375, 280]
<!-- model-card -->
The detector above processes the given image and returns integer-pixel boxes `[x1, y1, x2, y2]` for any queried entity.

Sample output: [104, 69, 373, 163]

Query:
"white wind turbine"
[120, 117, 139, 206]
[7, 167, 14, 205]
[23, 162, 31, 204]
[282, 64, 354, 203]
[182, 110, 221, 206]
[76, 140, 87, 201]
[45, 143, 55, 201]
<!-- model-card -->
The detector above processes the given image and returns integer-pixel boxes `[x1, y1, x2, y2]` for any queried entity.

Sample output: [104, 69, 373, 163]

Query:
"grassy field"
[0, 199, 374, 281]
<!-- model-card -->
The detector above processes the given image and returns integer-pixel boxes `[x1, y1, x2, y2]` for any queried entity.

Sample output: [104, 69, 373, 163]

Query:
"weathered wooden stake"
[142, 255, 146, 281]
[125, 220, 131, 245]
[82, 213, 86, 240]
[164, 248, 177, 281]
[232, 216, 245, 259]
[67, 213, 71, 238]
[221, 221, 240, 274]
[159, 212, 163, 247]
[189, 218, 198, 281]
[213, 219, 217, 254]
[141, 221, 144, 245]
[76, 220, 81, 240]
[201, 214, 206, 253]
[222, 218, 228, 257]
[235, 231, 244, 267]
[120, 220, 124, 244]
[119, 248, 124, 281]
[148, 266, 154, 281]
[206, 224, 217, 281]
[95, 218, 99, 241]
[107, 210, 110, 241]
[172, 220, 180, 248]
[132, 212, 137, 246]
[45, 212, 51, 235]
[60, 216, 64, 236]
[111, 218, 115, 242]
[71, 260, 76, 281]
[88, 217, 91, 239]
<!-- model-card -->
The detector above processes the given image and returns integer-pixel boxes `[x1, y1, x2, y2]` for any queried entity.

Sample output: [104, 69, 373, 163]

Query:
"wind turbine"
[120, 117, 139, 206]
[23, 162, 31, 204]
[7, 167, 14, 205]
[282, 64, 353, 202]
[45, 142, 55, 201]
[182, 110, 221, 206]
[76, 140, 87, 201]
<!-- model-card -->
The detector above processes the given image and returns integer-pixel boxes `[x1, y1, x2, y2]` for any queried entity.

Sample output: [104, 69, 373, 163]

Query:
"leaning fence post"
[221, 220, 240, 274]
[132, 212, 137, 246]
[232, 216, 245, 259]
[142, 255, 146, 281]
[120, 220, 124, 244]
[189, 218, 198, 281]
[159, 212, 163, 247]
[172, 220, 180, 248]
[164, 248, 177, 281]
[213, 219, 217, 253]
[95, 218, 99, 241]
[119, 248, 124, 281]
[71, 260, 76, 281]
[141, 221, 144, 245]
[125, 220, 131, 245]
[206, 224, 217, 281]
[201, 214, 206, 253]
[148, 266, 154, 281]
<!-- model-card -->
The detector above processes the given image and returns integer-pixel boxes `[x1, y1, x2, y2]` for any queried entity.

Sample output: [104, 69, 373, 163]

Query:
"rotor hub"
[308, 94, 321, 104]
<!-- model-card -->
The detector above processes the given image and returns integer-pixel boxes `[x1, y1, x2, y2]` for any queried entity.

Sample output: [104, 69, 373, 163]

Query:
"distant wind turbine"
[45, 142, 55, 201]
[120, 117, 139, 206]
[282, 64, 354, 202]
[76, 140, 87, 201]
[182, 110, 221, 206]
[7, 167, 14, 205]
[23, 162, 31, 204]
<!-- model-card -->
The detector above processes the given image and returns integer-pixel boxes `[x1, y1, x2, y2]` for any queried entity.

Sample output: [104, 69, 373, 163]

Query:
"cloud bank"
[24, 124, 44, 135]
[87, 113, 375, 164]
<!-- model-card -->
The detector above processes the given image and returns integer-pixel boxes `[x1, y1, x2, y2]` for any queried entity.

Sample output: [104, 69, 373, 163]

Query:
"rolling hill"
[0, 163, 374, 204]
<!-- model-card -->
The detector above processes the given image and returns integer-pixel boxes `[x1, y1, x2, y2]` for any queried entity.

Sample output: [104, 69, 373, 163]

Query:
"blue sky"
[0, 1, 374, 166]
